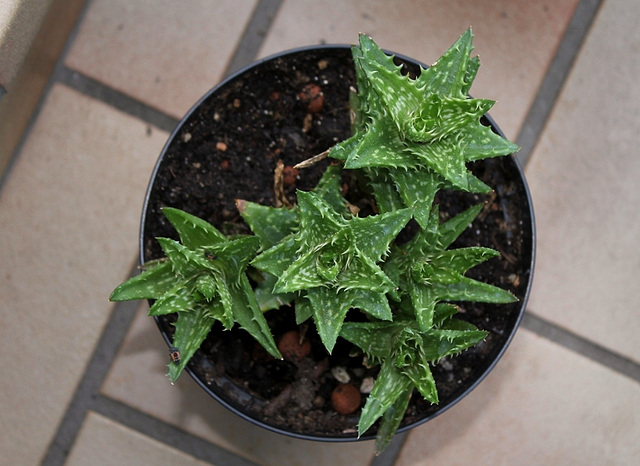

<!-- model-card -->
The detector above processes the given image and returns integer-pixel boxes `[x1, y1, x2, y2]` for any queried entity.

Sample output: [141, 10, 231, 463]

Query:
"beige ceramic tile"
[525, 0, 640, 363]
[0, 84, 167, 464]
[396, 328, 640, 465]
[259, 0, 579, 140]
[65, 0, 259, 119]
[66, 411, 212, 466]
[101, 305, 376, 466]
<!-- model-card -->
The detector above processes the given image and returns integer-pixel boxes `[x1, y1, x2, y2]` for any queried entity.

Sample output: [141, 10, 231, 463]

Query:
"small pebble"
[331, 384, 361, 415]
[440, 359, 454, 371]
[278, 330, 311, 361]
[216, 141, 227, 151]
[298, 83, 324, 113]
[360, 377, 375, 394]
[331, 366, 350, 383]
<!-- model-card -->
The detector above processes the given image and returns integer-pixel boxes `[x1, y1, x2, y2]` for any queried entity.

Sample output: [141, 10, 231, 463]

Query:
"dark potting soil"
[142, 47, 534, 438]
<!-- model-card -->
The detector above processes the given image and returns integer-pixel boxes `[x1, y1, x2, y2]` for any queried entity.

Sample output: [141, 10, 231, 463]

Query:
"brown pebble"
[278, 330, 311, 361]
[216, 141, 227, 151]
[220, 159, 230, 170]
[331, 383, 361, 415]
[282, 166, 298, 186]
[299, 83, 324, 113]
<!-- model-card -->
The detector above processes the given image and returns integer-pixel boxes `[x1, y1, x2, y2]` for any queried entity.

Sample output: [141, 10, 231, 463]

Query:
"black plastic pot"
[140, 45, 535, 442]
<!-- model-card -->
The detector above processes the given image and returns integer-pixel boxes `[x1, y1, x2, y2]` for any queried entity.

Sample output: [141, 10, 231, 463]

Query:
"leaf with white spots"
[162, 207, 227, 248]
[167, 305, 216, 383]
[237, 200, 298, 250]
[109, 260, 175, 301]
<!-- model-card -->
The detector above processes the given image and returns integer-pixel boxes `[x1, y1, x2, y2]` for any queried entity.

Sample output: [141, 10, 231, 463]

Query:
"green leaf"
[329, 132, 360, 161]
[461, 123, 520, 161]
[253, 272, 295, 311]
[207, 236, 261, 276]
[437, 203, 484, 249]
[358, 358, 413, 437]
[251, 235, 298, 277]
[403, 353, 438, 404]
[407, 135, 470, 190]
[237, 200, 298, 250]
[156, 237, 206, 278]
[404, 95, 494, 143]
[294, 295, 313, 325]
[356, 44, 422, 129]
[407, 280, 437, 331]
[340, 321, 404, 361]
[314, 164, 348, 215]
[388, 167, 442, 229]
[230, 274, 281, 359]
[162, 207, 227, 248]
[349, 289, 393, 322]
[297, 190, 345, 245]
[363, 168, 405, 214]
[195, 273, 217, 301]
[430, 247, 500, 276]
[167, 306, 216, 383]
[351, 208, 412, 262]
[342, 125, 412, 170]
[148, 283, 197, 317]
[109, 261, 175, 301]
[307, 287, 351, 353]
[415, 28, 474, 98]
[461, 55, 480, 96]
[374, 387, 413, 455]
[271, 245, 329, 293]
[422, 327, 488, 361]
[214, 277, 235, 329]
[432, 276, 517, 304]
[433, 303, 460, 327]
[334, 248, 396, 293]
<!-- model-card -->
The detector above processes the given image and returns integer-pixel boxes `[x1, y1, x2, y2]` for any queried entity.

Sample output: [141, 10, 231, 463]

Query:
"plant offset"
[110, 29, 519, 452]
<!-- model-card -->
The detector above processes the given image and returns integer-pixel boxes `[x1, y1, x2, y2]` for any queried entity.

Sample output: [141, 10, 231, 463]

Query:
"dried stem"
[294, 148, 331, 169]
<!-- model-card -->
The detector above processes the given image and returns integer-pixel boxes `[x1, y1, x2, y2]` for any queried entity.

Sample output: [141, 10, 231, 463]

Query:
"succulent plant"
[110, 28, 519, 453]
[332, 31, 519, 228]
[109, 207, 281, 382]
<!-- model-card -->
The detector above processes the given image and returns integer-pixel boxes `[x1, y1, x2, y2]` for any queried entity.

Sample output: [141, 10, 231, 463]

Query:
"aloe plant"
[110, 28, 519, 453]
[109, 207, 281, 382]
[332, 31, 519, 228]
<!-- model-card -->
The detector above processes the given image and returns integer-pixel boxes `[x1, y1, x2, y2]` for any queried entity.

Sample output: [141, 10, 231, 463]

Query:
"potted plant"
[110, 29, 534, 453]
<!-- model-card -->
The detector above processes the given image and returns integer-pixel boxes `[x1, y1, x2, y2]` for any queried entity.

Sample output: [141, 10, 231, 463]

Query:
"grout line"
[521, 312, 640, 383]
[56, 66, 179, 133]
[515, 0, 604, 168]
[223, 0, 284, 77]
[93, 395, 260, 466]
[41, 263, 141, 466]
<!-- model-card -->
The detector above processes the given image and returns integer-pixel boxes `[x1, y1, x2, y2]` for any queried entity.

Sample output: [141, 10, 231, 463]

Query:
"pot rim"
[139, 43, 536, 442]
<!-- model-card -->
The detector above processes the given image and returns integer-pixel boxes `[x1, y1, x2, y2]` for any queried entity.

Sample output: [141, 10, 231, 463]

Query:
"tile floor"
[2, 0, 639, 464]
